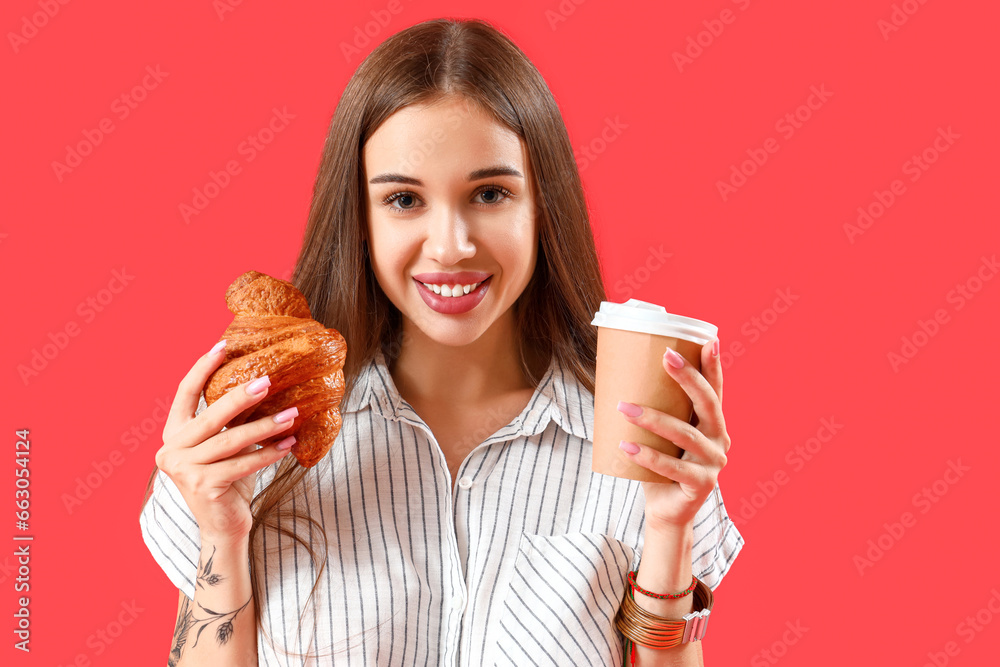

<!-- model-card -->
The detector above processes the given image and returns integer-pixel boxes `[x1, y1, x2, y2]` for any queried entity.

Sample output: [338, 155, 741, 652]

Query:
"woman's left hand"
[616, 338, 731, 534]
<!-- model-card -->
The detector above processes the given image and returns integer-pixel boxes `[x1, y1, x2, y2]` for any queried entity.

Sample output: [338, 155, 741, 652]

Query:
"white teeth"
[421, 281, 481, 297]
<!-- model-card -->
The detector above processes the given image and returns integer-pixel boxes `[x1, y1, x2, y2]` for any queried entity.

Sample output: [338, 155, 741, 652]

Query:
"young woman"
[141, 17, 743, 666]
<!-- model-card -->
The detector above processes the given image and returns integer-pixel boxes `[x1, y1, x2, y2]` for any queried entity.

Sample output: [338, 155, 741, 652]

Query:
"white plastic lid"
[590, 298, 717, 345]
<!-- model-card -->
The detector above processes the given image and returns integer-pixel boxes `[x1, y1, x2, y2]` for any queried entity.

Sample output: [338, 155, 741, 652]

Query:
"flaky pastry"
[203, 270, 347, 468]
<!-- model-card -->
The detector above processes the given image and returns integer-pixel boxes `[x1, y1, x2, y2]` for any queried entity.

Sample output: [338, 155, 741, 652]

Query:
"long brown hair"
[144, 16, 608, 659]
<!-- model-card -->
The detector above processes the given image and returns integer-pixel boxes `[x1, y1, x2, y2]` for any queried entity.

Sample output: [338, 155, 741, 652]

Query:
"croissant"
[203, 270, 347, 468]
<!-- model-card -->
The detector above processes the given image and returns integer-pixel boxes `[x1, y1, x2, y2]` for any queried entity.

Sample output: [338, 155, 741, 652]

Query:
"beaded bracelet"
[626, 569, 696, 600]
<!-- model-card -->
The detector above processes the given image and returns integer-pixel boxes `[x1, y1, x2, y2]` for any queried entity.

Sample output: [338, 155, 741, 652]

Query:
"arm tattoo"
[168, 545, 251, 665]
[196, 545, 224, 589]
[169, 592, 191, 667]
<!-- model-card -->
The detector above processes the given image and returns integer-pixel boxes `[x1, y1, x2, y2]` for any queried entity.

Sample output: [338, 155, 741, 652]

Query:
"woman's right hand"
[155, 340, 299, 543]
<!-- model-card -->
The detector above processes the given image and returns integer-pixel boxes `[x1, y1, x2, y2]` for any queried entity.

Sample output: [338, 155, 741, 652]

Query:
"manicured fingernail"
[617, 401, 643, 418]
[712, 338, 719, 357]
[273, 407, 298, 424]
[619, 440, 640, 455]
[209, 340, 227, 356]
[247, 375, 271, 395]
[664, 347, 685, 368]
[275, 435, 296, 450]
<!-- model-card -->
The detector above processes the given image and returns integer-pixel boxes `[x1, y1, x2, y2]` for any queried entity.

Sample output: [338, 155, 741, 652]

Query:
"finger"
[617, 401, 722, 463]
[215, 436, 297, 483]
[192, 406, 299, 464]
[702, 337, 731, 454]
[619, 440, 707, 490]
[164, 339, 229, 439]
[701, 337, 723, 407]
[661, 344, 726, 439]
[173, 374, 273, 450]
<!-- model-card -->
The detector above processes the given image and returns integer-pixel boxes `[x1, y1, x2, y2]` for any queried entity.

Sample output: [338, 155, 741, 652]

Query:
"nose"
[424, 204, 476, 266]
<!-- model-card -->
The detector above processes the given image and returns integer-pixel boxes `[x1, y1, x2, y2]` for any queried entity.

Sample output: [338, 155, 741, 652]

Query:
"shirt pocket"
[493, 531, 635, 667]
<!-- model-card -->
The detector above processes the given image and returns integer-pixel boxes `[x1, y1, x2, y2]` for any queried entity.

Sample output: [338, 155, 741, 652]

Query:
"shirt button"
[452, 594, 465, 609]
[458, 476, 473, 489]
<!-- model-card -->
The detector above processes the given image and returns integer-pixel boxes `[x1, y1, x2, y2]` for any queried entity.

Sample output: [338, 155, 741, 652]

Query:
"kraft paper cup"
[590, 299, 718, 483]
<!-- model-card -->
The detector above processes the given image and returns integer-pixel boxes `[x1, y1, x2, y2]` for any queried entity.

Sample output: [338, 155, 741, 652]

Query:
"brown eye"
[382, 191, 421, 212]
[473, 184, 514, 206]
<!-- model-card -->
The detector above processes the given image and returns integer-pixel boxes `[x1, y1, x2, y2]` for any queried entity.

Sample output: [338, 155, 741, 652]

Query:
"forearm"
[172, 533, 258, 666]
[631, 523, 703, 667]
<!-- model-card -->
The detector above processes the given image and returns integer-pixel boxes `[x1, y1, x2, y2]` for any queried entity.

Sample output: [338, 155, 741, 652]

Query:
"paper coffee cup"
[590, 299, 718, 482]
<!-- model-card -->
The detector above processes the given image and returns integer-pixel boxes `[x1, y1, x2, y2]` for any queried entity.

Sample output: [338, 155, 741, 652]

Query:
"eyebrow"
[368, 165, 524, 186]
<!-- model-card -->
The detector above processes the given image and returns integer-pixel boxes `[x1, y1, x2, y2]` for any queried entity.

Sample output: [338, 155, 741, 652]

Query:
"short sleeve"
[138, 393, 210, 600]
[690, 484, 744, 590]
[629, 484, 744, 591]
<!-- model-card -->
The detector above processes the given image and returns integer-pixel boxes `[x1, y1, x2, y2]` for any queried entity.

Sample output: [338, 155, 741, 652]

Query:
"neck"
[388, 310, 538, 407]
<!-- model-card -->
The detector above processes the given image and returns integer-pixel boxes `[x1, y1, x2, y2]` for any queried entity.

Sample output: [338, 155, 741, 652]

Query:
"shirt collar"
[343, 347, 594, 442]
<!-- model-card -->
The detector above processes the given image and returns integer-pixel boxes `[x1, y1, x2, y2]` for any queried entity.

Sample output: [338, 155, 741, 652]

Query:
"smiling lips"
[413, 274, 492, 314]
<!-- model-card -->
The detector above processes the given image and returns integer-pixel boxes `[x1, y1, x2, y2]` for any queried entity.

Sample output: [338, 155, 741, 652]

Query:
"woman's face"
[363, 96, 538, 348]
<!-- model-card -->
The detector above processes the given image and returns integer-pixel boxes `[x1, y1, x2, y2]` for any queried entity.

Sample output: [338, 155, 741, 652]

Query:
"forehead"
[363, 98, 527, 178]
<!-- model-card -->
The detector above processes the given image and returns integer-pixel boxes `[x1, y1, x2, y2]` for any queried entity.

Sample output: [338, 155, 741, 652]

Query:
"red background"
[3, 0, 998, 664]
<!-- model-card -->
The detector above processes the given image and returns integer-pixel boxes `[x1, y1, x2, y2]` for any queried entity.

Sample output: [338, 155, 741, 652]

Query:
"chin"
[421, 320, 489, 346]
[399, 304, 488, 341]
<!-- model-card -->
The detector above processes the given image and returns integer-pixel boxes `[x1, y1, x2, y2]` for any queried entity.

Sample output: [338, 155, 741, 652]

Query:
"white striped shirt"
[140, 348, 744, 666]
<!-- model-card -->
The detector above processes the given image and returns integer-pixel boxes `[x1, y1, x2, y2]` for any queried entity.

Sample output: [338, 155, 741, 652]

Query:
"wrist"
[644, 517, 694, 541]
[199, 530, 250, 551]
[634, 521, 695, 616]
[642, 521, 693, 576]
